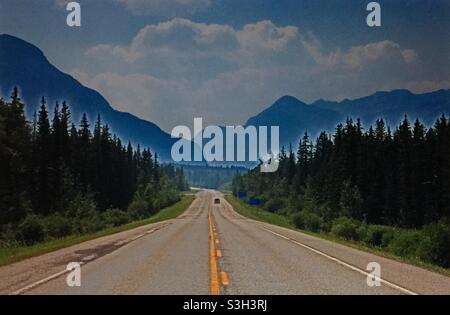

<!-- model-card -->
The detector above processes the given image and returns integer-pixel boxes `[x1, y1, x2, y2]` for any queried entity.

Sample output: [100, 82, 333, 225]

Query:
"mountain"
[2, 34, 449, 161]
[0, 34, 175, 160]
[246, 95, 342, 148]
[247, 90, 450, 147]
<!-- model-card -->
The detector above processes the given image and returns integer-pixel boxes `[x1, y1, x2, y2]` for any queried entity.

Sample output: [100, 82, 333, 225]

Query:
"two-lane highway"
[1, 190, 450, 295]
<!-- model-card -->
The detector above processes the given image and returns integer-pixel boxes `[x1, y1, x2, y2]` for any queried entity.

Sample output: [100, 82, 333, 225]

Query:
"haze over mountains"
[247, 89, 450, 147]
[1, 34, 449, 160]
[0, 34, 176, 160]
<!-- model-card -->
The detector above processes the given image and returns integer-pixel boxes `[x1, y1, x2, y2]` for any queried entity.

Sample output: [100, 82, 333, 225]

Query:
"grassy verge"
[0, 195, 195, 267]
[226, 194, 294, 229]
[225, 194, 450, 277]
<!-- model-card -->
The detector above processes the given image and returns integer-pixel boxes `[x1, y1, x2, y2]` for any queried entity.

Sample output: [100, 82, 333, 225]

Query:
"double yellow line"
[208, 198, 229, 295]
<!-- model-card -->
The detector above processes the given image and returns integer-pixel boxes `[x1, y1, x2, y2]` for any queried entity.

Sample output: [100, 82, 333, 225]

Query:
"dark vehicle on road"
[214, 198, 220, 204]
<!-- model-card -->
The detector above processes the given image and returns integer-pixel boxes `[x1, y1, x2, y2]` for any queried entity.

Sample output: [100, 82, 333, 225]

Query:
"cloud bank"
[78, 18, 426, 132]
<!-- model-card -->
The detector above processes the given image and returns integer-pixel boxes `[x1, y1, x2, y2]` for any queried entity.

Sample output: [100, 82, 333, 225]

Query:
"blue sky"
[1, 0, 449, 131]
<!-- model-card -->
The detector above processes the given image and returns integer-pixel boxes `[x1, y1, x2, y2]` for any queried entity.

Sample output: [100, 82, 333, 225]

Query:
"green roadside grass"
[225, 194, 450, 277]
[225, 194, 294, 229]
[0, 195, 195, 267]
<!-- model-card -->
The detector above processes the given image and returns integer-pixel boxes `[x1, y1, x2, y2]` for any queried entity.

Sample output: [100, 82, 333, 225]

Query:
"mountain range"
[247, 90, 450, 147]
[0, 34, 176, 160]
[1, 34, 449, 161]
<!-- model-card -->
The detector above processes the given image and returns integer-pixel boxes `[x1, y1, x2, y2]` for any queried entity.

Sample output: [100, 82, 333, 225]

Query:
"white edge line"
[262, 227, 419, 296]
[10, 261, 86, 295]
[9, 225, 167, 295]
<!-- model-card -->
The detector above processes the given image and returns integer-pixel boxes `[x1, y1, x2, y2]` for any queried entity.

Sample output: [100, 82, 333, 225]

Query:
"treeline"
[182, 165, 245, 189]
[233, 116, 450, 267]
[0, 88, 188, 245]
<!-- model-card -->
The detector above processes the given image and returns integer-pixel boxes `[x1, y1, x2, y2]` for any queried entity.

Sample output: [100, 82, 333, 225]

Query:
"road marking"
[215, 239, 220, 245]
[216, 250, 222, 257]
[10, 262, 86, 295]
[82, 254, 97, 262]
[9, 224, 168, 295]
[208, 199, 220, 295]
[262, 227, 418, 296]
[220, 271, 229, 286]
[129, 233, 147, 241]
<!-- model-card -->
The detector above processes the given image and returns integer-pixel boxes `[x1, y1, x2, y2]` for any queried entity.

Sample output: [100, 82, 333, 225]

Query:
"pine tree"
[0, 93, 187, 237]
[51, 102, 64, 212]
[76, 113, 93, 192]
[295, 132, 313, 187]
[396, 115, 414, 226]
[411, 118, 427, 226]
[60, 102, 71, 155]
[34, 97, 52, 214]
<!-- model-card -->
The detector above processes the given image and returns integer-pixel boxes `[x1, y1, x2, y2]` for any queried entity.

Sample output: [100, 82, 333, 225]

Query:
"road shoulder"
[0, 195, 196, 294]
[225, 194, 450, 295]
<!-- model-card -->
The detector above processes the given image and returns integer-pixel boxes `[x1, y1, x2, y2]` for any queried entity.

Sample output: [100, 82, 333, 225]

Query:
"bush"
[81, 214, 108, 233]
[44, 214, 72, 238]
[103, 209, 130, 227]
[356, 222, 368, 241]
[17, 215, 45, 245]
[388, 229, 422, 258]
[320, 220, 332, 233]
[127, 200, 150, 220]
[263, 198, 282, 213]
[417, 221, 450, 268]
[153, 191, 179, 211]
[363, 225, 395, 248]
[0, 223, 21, 247]
[291, 211, 323, 233]
[67, 193, 97, 219]
[331, 217, 360, 240]
[64, 193, 110, 234]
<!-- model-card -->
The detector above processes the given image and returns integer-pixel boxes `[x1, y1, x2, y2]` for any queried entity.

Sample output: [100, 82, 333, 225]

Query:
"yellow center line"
[208, 198, 220, 295]
[220, 271, 229, 286]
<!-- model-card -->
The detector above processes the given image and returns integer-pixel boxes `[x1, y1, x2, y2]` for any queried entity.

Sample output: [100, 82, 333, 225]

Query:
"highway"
[1, 190, 449, 295]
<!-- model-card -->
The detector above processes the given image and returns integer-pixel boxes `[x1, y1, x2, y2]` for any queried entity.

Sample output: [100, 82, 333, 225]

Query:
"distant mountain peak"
[0, 34, 176, 160]
[247, 88, 450, 148]
[273, 95, 307, 107]
[276, 95, 303, 103]
[0, 34, 47, 63]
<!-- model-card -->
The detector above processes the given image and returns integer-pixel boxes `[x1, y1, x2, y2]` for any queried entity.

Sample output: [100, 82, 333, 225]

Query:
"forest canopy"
[0, 87, 189, 246]
[233, 115, 450, 267]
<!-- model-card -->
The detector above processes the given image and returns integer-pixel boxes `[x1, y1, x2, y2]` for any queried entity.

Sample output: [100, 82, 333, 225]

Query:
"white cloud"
[81, 19, 429, 131]
[71, 70, 193, 127]
[85, 18, 297, 66]
[236, 20, 298, 51]
[303, 36, 418, 71]
[70, 68, 277, 131]
[87, 19, 416, 75]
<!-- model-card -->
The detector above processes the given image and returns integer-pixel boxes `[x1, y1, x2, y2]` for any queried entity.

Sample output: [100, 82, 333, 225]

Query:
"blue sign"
[249, 198, 261, 206]
[238, 191, 247, 199]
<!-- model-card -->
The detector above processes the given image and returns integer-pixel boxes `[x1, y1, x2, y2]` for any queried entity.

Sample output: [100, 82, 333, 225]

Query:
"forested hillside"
[233, 115, 450, 267]
[0, 88, 188, 245]
[182, 165, 246, 189]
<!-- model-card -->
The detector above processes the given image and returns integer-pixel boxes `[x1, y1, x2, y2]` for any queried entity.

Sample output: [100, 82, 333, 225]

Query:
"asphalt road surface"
[1, 190, 450, 295]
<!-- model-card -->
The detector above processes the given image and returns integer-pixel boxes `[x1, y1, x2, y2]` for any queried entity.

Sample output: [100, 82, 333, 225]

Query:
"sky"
[1, 0, 449, 132]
